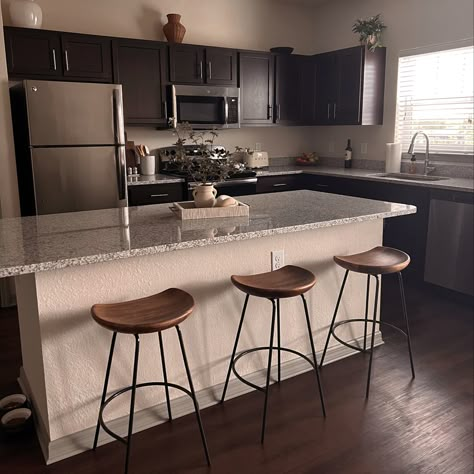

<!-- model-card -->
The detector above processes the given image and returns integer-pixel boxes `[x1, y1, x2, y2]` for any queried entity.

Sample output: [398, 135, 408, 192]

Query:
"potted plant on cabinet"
[352, 14, 386, 52]
[171, 123, 243, 208]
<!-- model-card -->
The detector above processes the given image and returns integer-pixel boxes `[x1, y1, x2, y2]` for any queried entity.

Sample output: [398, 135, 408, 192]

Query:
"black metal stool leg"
[366, 275, 380, 398]
[277, 299, 281, 383]
[158, 331, 173, 421]
[363, 275, 371, 351]
[398, 272, 415, 379]
[301, 295, 326, 417]
[176, 326, 211, 466]
[220, 294, 250, 403]
[93, 331, 117, 450]
[261, 299, 277, 444]
[124, 334, 140, 474]
[320, 269, 349, 368]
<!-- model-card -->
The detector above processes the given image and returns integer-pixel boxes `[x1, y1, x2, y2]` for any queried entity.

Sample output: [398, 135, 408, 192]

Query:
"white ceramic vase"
[140, 155, 156, 176]
[9, 0, 43, 28]
[192, 184, 217, 208]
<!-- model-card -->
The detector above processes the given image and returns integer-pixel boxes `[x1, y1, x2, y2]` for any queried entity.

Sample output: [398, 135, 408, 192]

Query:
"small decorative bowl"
[1, 407, 32, 434]
[0, 394, 27, 415]
[270, 47, 294, 55]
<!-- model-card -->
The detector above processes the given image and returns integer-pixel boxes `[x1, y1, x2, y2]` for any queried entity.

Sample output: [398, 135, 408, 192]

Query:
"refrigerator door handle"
[116, 146, 127, 203]
[113, 87, 125, 145]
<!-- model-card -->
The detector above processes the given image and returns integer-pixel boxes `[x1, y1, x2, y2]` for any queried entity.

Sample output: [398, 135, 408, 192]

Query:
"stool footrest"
[331, 318, 409, 353]
[98, 381, 194, 445]
[232, 346, 316, 392]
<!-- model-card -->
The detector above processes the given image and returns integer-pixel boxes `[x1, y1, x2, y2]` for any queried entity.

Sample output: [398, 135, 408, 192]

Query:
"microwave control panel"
[227, 97, 239, 124]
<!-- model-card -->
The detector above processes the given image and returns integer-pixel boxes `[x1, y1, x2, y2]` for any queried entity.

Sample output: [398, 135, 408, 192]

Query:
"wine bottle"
[344, 139, 353, 169]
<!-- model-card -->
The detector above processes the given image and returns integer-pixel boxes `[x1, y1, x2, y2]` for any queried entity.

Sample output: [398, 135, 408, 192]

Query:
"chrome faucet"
[407, 132, 435, 175]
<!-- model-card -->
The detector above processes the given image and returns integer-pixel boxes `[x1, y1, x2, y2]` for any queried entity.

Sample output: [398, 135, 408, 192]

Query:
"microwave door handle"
[224, 99, 229, 125]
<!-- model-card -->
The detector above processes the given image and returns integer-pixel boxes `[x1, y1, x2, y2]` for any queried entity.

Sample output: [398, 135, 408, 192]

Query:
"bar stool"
[220, 265, 326, 443]
[90, 288, 210, 474]
[319, 246, 415, 398]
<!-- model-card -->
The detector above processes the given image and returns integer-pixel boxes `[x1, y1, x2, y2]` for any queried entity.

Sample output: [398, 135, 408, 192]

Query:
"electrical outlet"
[271, 250, 285, 271]
[255, 142, 262, 152]
[361, 143, 368, 154]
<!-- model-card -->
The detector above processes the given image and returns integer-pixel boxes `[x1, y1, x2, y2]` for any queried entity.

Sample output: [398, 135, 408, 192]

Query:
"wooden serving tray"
[170, 200, 249, 220]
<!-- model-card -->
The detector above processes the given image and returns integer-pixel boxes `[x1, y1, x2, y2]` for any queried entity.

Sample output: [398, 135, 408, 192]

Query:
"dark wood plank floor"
[0, 279, 472, 473]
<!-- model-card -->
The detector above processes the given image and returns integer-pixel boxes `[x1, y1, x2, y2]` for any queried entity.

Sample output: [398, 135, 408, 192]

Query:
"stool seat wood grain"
[334, 246, 410, 275]
[231, 265, 316, 299]
[91, 288, 194, 334]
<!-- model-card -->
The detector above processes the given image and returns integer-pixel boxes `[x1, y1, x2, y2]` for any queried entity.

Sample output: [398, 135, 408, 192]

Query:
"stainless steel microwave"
[170, 85, 240, 129]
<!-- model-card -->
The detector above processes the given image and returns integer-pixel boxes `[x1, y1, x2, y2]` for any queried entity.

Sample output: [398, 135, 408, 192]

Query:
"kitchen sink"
[372, 173, 450, 182]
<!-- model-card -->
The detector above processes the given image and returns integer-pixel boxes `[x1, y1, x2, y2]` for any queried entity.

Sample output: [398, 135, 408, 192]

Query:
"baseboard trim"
[19, 332, 383, 465]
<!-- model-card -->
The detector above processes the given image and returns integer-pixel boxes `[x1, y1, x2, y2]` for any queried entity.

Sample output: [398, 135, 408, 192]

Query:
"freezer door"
[25, 80, 124, 146]
[31, 146, 127, 215]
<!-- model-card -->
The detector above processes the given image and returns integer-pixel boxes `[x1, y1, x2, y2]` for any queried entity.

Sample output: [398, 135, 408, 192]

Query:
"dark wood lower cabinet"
[127, 183, 184, 206]
[256, 174, 302, 193]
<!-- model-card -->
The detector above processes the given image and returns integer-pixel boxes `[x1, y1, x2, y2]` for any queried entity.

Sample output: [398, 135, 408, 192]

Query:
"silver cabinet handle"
[199, 61, 203, 80]
[333, 103, 337, 120]
[277, 104, 281, 121]
[314, 183, 329, 188]
[267, 104, 273, 120]
[163, 100, 168, 118]
[151, 194, 169, 198]
[327, 103, 331, 120]
[208, 61, 212, 79]
[51, 49, 57, 71]
[273, 183, 287, 187]
[64, 49, 70, 71]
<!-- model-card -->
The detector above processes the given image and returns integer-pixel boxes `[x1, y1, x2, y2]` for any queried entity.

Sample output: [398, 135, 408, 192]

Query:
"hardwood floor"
[0, 279, 472, 473]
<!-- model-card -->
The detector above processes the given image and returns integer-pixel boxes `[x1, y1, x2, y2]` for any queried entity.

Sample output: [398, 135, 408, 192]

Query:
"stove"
[158, 145, 258, 198]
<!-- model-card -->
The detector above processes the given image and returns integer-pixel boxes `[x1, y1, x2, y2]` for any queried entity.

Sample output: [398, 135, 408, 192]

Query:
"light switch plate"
[361, 143, 368, 154]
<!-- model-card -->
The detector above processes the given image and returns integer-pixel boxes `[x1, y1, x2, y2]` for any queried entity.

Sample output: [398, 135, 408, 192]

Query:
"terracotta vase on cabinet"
[163, 14, 186, 43]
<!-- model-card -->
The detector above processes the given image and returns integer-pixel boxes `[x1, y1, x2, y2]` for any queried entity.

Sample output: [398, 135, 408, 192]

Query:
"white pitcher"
[193, 184, 217, 208]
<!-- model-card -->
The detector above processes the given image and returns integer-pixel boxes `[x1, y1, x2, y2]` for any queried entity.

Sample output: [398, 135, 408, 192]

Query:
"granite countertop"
[127, 167, 473, 193]
[257, 166, 474, 193]
[0, 190, 415, 278]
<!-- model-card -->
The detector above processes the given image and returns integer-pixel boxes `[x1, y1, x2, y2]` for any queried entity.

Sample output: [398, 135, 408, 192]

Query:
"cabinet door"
[299, 56, 317, 124]
[4, 27, 62, 78]
[256, 175, 302, 194]
[274, 55, 301, 124]
[205, 47, 237, 85]
[169, 44, 204, 84]
[114, 39, 168, 125]
[61, 33, 112, 81]
[239, 52, 274, 125]
[314, 52, 337, 125]
[128, 183, 184, 206]
[335, 47, 363, 125]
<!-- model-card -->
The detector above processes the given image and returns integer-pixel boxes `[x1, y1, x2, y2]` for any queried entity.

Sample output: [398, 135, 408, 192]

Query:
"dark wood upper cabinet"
[205, 47, 237, 85]
[4, 26, 113, 82]
[61, 33, 112, 81]
[4, 27, 62, 78]
[274, 54, 302, 125]
[239, 52, 274, 125]
[169, 44, 237, 86]
[314, 46, 386, 125]
[113, 39, 168, 126]
[169, 44, 204, 84]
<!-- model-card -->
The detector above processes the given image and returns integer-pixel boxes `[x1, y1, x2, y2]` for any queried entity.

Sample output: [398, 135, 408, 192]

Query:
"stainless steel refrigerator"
[10, 80, 127, 215]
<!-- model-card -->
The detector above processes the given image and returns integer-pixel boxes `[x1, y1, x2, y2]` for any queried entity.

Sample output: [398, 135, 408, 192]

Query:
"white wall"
[309, 0, 474, 161]
[0, 5, 19, 218]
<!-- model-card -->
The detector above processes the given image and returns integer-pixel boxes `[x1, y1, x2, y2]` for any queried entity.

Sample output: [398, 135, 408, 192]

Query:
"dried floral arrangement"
[171, 123, 244, 185]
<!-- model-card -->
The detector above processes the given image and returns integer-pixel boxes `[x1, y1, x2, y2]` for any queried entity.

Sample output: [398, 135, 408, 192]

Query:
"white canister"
[9, 0, 43, 29]
[140, 155, 156, 176]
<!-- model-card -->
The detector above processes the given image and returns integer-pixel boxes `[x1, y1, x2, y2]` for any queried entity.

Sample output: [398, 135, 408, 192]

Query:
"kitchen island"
[0, 190, 415, 463]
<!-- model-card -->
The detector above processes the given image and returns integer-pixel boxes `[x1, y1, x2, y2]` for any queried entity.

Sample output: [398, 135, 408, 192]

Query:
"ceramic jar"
[9, 0, 43, 29]
[193, 184, 217, 208]
[163, 14, 186, 43]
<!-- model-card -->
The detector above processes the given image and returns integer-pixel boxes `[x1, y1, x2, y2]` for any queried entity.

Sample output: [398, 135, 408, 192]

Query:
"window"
[395, 45, 474, 156]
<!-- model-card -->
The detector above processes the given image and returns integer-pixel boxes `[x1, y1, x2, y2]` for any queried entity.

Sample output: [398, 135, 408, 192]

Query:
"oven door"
[187, 178, 257, 199]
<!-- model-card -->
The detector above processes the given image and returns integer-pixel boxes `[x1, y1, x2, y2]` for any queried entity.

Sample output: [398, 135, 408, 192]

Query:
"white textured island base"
[16, 219, 383, 464]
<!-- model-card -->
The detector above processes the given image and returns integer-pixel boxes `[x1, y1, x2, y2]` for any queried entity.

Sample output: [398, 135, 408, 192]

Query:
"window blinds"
[395, 46, 474, 155]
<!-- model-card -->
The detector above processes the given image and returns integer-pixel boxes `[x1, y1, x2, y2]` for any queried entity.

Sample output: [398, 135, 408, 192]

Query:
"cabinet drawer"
[128, 183, 184, 206]
[256, 175, 301, 194]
